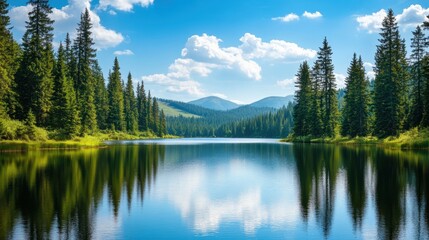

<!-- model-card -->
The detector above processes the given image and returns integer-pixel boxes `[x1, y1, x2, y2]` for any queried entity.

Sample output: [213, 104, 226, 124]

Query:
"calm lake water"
[1, 138, 429, 239]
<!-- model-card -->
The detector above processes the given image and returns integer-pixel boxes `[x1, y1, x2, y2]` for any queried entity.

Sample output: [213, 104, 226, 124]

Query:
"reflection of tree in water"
[293, 144, 429, 239]
[0, 144, 164, 239]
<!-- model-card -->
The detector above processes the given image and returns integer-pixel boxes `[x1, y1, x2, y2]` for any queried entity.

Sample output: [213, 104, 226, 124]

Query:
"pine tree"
[64, 33, 77, 88]
[420, 15, 429, 127]
[137, 81, 148, 131]
[293, 61, 312, 136]
[309, 62, 323, 137]
[74, 9, 97, 133]
[159, 110, 167, 136]
[93, 61, 108, 129]
[51, 43, 80, 136]
[316, 38, 338, 137]
[124, 72, 138, 133]
[16, 0, 55, 126]
[374, 9, 409, 137]
[409, 26, 426, 127]
[107, 57, 125, 131]
[0, 0, 20, 117]
[147, 91, 153, 132]
[152, 98, 160, 134]
[342, 54, 370, 137]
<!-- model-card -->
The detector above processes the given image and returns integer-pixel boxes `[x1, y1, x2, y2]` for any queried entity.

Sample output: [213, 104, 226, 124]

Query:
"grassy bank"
[282, 128, 429, 149]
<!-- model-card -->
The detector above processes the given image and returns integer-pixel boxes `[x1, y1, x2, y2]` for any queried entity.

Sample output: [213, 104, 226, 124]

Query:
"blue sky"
[8, 0, 429, 104]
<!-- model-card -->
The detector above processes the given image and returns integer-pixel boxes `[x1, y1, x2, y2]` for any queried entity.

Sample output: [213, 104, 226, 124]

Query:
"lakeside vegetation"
[289, 10, 429, 149]
[0, 0, 167, 146]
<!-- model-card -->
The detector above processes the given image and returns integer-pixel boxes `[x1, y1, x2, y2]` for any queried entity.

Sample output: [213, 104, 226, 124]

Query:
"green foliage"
[15, 0, 55, 126]
[374, 9, 409, 137]
[124, 73, 138, 133]
[137, 82, 148, 131]
[293, 61, 312, 136]
[341, 54, 370, 137]
[93, 61, 108, 130]
[107, 57, 125, 131]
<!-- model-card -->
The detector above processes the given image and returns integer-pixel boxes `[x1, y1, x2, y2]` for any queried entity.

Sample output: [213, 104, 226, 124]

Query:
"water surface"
[1, 139, 428, 239]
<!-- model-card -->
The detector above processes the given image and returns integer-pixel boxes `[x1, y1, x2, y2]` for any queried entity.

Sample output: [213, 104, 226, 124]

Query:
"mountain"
[188, 96, 240, 111]
[248, 96, 294, 109]
[158, 101, 200, 118]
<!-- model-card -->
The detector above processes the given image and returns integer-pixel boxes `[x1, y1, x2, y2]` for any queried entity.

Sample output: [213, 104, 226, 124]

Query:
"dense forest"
[0, 0, 166, 140]
[293, 10, 429, 139]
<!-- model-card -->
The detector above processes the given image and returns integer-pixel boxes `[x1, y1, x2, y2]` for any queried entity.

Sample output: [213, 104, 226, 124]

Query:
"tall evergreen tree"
[421, 15, 429, 127]
[137, 81, 148, 131]
[147, 91, 153, 132]
[293, 61, 312, 136]
[16, 0, 55, 126]
[124, 72, 138, 133]
[51, 43, 80, 136]
[74, 9, 97, 133]
[316, 38, 338, 137]
[0, 0, 20, 117]
[159, 110, 167, 136]
[151, 98, 160, 134]
[409, 26, 426, 127]
[374, 9, 409, 137]
[309, 62, 323, 137]
[107, 57, 125, 131]
[92, 61, 108, 130]
[342, 54, 370, 137]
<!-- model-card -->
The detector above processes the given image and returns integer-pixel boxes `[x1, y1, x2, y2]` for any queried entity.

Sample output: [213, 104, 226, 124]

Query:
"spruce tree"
[374, 9, 409, 137]
[152, 98, 160, 134]
[16, 0, 55, 126]
[420, 15, 429, 127]
[74, 9, 97, 133]
[0, 0, 20, 117]
[342, 54, 370, 137]
[293, 61, 312, 136]
[137, 81, 148, 131]
[124, 72, 138, 133]
[93, 61, 108, 130]
[159, 110, 167, 136]
[147, 91, 153, 132]
[309, 62, 323, 137]
[51, 43, 80, 136]
[409, 26, 426, 127]
[107, 57, 125, 131]
[316, 38, 338, 137]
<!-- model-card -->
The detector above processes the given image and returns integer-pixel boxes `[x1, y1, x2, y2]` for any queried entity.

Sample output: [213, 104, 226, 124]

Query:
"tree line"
[0, 0, 166, 140]
[293, 10, 429, 138]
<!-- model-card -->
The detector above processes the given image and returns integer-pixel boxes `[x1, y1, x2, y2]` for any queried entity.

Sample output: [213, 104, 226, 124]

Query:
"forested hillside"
[293, 10, 429, 139]
[0, 0, 166, 140]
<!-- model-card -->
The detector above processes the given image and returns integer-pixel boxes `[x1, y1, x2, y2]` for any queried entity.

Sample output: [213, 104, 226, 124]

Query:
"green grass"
[283, 128, 429, 149]
[158, 101, 200, 118]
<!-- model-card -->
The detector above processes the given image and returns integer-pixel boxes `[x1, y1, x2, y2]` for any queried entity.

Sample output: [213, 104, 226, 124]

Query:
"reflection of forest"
[0, 143, 428, 239]
[0, 145, 165, 239]
[293, 144, 429, 239]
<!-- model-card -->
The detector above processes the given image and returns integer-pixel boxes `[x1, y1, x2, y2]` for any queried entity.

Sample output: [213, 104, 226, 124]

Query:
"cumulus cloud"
[276, 77, 296, 89]
[9, 0, 124, 49]
[114, 49, 134, 55]
[303, 11, 323, 19]
[239, 33, 316, 61]
[272, 13, 300, 22]
[143, 33, 316, 97]
[99, 0, 154, 12]
[356, 4, 429, 33]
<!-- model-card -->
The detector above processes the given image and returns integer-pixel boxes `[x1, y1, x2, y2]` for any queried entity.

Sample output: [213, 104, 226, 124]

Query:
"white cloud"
[363, 62, 375, 68]
[272, 13, 300, 22]
[366, 71, 376, 80]
[396, 4, 429, 29]
[356, 5, 429, 33]
[9, 0, 124, 49]
[182, 34, 262, 80]
[335, 73, 347, 89]
[239, 33, 317, 61]
[276, 77, 296, 89]
[303, 11, 323, 19]
[108, 10, 117, 15]
[114, 49, 134, 55]
[99, 0, 154, 12]
[143, 33, 316, 97]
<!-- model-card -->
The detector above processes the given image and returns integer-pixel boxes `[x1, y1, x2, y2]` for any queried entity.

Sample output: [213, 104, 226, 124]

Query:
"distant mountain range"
[188, 96, 240, 111]
[187, 95, 294, 111]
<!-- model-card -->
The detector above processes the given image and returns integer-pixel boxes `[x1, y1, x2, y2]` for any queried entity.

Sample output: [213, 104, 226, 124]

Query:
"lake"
[0, 138, 428, 239]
